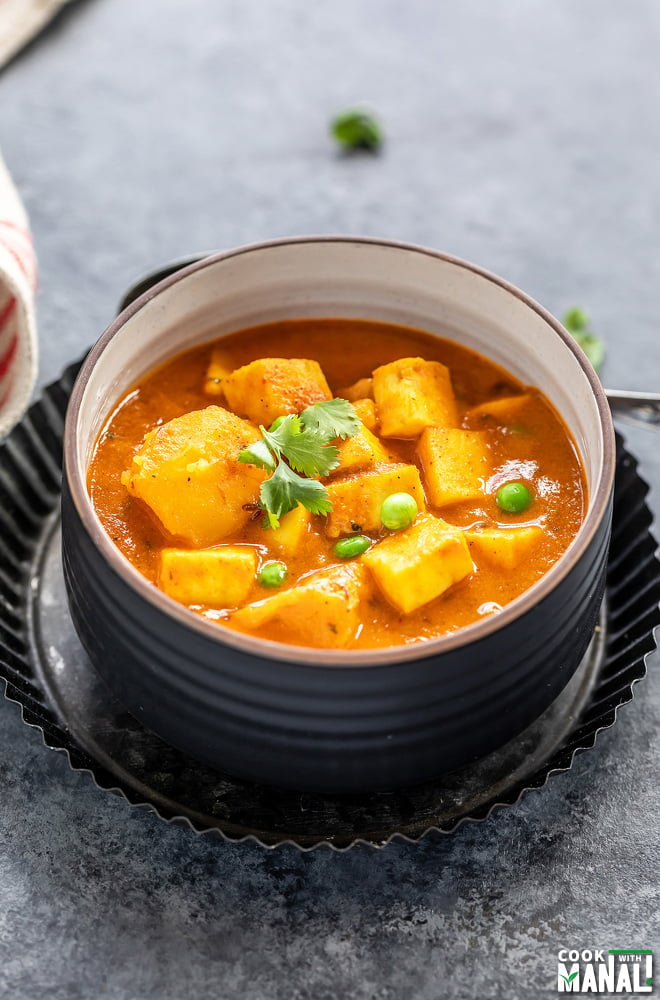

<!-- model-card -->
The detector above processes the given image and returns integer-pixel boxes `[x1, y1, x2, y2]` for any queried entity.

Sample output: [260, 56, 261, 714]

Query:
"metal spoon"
[605, 389, 660, 428]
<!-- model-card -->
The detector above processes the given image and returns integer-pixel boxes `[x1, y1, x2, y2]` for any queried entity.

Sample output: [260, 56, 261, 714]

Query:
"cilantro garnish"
[330, 109, 383, 151]
[261, 464, 332, 529]
[299, 398, 359, 439]
[238, 437, 276, 473]
[238, 398, 359, 528]
[562, 307, 605, 373]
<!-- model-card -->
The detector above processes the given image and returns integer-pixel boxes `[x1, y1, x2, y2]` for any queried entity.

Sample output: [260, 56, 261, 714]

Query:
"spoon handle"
[605, 389, 660, 427]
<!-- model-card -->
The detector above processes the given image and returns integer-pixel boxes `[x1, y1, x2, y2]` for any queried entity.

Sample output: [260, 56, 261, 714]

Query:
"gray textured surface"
[0, 1, 659, 998]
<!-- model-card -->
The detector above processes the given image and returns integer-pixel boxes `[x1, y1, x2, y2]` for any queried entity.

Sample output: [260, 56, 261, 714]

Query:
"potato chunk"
[417, 428, 489, 507]
[223, 358, 332, 426]
[372, 357, 458, 438]
[325, 464, 426, 538]
[330, 425, 392, 477]
[362, 515, 473, 614]
[159, 546, 257, 607]
[351, 398, 378, 432]
[121, 406, 265, 547]
[464, 394, 532, 425]
[268, 503, 311, 555]
[230, 564, 368, 648]
[464, 525, 543, 570]
[336, 377, 373, 401]
[203, 347, 234, 397]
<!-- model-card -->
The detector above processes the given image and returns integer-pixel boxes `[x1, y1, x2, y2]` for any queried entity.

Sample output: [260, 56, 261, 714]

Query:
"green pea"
[496, 482, 532, 514]
[380, 492, 419, 531]
[258, 561, 288, 587]
[334, 535, 372, 559]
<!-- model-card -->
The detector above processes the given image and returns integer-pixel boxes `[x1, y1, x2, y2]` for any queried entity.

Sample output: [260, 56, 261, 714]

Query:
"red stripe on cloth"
[0, 219, 33, 243]
[0, 332, 18, 379]
[0, 296, 16, 328]
[0, 233, 37, 290]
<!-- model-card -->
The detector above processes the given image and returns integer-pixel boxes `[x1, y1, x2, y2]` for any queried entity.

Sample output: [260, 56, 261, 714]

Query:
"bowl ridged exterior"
[61, 476, 612, 793]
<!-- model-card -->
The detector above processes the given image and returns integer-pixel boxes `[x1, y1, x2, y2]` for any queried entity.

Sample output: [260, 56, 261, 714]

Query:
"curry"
[88, 318, 585, 649]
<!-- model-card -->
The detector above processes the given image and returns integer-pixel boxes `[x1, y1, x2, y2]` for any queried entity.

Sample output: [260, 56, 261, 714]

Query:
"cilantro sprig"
[562, 307, 605, 373]
[239, 398, 360, 528]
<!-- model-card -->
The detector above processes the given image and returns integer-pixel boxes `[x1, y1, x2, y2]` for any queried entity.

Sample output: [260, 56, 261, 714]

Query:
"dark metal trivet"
[0, 364, 658, 850]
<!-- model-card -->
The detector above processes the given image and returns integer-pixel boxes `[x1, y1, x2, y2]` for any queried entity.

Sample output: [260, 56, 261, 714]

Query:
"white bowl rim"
[64, 234, 616, 667]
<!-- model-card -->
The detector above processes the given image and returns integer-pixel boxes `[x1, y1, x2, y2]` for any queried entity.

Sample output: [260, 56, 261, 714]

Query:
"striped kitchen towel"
[0, 154, 37, 438]
[0, 0, 74, 68]
[0, 0, 79, 435]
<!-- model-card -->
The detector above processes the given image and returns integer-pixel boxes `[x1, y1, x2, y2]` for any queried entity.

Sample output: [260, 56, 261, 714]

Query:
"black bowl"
[62, 237, 615, 793]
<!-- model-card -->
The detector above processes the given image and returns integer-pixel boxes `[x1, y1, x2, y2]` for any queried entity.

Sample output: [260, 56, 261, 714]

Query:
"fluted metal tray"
[0, 363, 658, 850]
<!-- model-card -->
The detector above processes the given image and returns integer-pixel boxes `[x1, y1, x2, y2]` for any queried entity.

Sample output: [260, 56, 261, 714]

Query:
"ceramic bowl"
[61, 237, 616, 793]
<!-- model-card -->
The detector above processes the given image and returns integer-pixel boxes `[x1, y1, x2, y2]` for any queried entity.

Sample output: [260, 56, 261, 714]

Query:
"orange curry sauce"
[88, 318, 586, 649]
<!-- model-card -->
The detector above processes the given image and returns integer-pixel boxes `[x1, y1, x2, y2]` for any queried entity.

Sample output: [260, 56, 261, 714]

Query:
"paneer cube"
[203, 347, 235, 397]
[352, 398, 378, 432]
[336, 376, 373, 401]
[417, 428, 489, 508]
[361, 515, 473, 614]
[325, 464, 426, 538]
[372, 357, 458, 437]
[268, 503, 311, 555]
[121, 406, 265, 547]
[223, 358, 331, 426]
[229, 564, 368, 648]
[464, 525, 543, 570]
[159, 546, 257, 607]
[329, 425, 393, 477]
[464, 394, 532, 426]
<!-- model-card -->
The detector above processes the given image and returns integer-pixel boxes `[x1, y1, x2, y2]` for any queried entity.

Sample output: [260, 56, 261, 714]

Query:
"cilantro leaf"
[300, 398, 360, 440]
[280, 429, 340, 477]
[330, 109, 383, 151]
[261, 414, 302, 456]
[562, 306, 589, 333]
[562, 307, 605, 373]
[238, 438, 276, 472]
[260, 414, 339, 477]
[260, 462, 332, 528]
